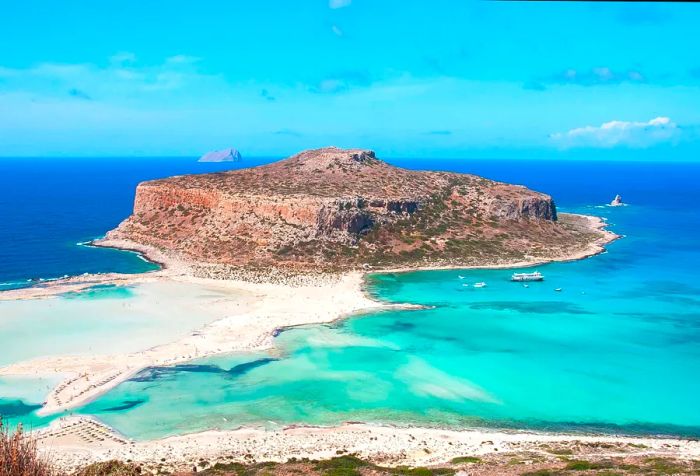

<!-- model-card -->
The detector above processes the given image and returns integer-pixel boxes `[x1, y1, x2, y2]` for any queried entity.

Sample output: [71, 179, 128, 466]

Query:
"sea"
[1, 157, 699, 440]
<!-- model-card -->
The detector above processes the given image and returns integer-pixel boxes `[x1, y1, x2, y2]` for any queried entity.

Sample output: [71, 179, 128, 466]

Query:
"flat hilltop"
[102, 147, 615, 274]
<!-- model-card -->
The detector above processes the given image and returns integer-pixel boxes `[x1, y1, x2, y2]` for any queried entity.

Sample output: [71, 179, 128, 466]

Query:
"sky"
[1, 0, 699, 160]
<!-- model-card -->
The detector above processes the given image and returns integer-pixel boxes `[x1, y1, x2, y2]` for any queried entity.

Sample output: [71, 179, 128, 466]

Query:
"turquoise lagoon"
[2, 159, 699, 440]
[77, 201, 700, 440]
[0, 280, 247, 427]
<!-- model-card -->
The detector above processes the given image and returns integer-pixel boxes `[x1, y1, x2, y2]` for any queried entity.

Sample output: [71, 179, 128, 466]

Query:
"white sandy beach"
[36, 417, 700, 473]
[0, 269, 399, 416]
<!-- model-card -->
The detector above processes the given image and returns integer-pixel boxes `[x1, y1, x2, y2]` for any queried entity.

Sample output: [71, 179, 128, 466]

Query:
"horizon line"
[0, 155, 698, 164]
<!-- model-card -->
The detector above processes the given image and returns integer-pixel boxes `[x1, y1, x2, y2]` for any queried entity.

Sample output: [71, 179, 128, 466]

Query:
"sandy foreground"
[36, 417, 700, 473]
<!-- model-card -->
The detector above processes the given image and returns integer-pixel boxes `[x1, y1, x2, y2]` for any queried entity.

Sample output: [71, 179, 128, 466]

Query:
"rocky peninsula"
[100, 147, 615, 276]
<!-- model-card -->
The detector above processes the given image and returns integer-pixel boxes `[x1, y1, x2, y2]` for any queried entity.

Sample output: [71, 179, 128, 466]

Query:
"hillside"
[102, 147, 612, 273]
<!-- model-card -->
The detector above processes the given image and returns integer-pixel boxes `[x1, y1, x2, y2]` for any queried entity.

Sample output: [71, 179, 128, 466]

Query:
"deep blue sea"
[1, 157, 700, 439]
[2, 157, 696, 288]
[0, 157, 273, 289]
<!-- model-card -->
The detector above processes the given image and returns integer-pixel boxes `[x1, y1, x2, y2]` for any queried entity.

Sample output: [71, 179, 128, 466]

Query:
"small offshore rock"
[198, 148, 242, 162]
[610, 194, 624, 207]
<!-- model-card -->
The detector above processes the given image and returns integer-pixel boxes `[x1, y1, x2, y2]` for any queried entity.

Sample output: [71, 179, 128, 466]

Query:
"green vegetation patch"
[74, 460, 142, 476]
[200, 461, 279, 476]
[563, 459, 614, 471]
[314, 455, 369, 476]
[450, 456, 481, 464]
[642, 457, 687, 475]
[521, 470, 563, 476]
[390, 467, 454, 476]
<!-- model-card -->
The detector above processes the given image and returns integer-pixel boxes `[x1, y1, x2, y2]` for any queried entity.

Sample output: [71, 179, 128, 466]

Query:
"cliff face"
[105, 147, 592, 271]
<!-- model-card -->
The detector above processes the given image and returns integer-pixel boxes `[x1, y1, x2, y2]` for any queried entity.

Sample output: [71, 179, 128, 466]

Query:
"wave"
[0, 280, 29, 287]
[0, 273, 80, 289]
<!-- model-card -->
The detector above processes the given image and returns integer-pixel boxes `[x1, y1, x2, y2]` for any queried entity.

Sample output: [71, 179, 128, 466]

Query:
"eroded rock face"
[106, 147, 580, 270]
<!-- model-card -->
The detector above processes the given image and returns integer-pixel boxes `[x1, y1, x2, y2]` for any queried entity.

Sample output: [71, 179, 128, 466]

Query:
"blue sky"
[1, 0, 699, 159]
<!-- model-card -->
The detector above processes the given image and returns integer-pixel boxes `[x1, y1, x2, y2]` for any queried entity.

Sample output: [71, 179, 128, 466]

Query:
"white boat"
[458, 275, 466, 280]
[511, 271, 544, 282]
[555, 288, 562, 292]
[473, 282, 487, 288]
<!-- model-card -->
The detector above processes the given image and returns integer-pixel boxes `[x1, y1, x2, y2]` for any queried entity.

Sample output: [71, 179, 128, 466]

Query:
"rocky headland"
[100, 147, 615, 276]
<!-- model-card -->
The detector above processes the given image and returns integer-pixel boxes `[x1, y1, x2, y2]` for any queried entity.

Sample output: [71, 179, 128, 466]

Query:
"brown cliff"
[103, 147, 610, 272]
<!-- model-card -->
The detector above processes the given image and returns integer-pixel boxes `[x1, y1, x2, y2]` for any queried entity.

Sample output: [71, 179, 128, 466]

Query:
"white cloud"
[0, 54, 220, 99]
[109, 51, 137, 65]
[329, 0, 351, 9]
[165, 54, 200, 65]
[550, 117, 680, 148]
[539, 67, 646, 88]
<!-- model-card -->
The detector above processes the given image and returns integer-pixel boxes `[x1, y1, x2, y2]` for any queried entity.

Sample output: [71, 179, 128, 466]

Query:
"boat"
[555, 288, 562, 292]
[473, 282, 487, 288]
[458, 275, 465, 280]
[511, 271, 544, 282]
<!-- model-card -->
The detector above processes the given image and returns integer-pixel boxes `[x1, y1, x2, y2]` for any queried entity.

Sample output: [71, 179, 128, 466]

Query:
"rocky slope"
[103, 147, 610, 272]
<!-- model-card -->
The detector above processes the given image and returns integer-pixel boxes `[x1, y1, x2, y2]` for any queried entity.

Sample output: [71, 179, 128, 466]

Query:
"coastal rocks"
[198, 148, 242, 162]
[106, 147, 609, 271]
[610, 194, 624, 207]
[486, 194, 557, 221]
[316, 205, 375, 238]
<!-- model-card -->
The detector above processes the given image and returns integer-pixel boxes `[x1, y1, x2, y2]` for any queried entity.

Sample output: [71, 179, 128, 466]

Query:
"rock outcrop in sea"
[610, 194, 624, 207]
[198, 148, 242, 162]
[105, 147, 609, 272]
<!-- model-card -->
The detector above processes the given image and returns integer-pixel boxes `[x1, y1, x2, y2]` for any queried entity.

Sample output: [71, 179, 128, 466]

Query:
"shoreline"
[37, 417, 700, 473]
[0, 210, 647, 469]
[1, 268, 410, 416]
[0, 211, 618, 416]
[0, 212, 617, 301]
[371, 213, 620, 275]
[86, 240, 169, 272]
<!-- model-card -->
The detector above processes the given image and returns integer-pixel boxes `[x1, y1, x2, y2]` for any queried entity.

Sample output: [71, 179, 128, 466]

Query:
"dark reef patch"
[128, 358, 278, 383]
[227, 358, 277, 377]
[0, 399, 42, 418]
[469, 300, 593, 315]
[100, 398, 147, 412]
[617, 281, 700, 300]
[384, 320, 417, 332]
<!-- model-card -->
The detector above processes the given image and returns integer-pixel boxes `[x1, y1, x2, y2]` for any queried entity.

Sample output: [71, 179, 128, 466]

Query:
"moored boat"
[511, 271, 544, 282]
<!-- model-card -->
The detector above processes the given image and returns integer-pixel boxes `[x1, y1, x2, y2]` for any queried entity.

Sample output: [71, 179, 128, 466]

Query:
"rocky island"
[198, 147, 242, 162]
[101, 147, 614, 276]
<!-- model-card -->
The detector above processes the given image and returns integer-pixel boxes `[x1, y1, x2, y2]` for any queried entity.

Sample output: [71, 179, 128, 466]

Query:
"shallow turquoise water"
[0, 280, 246, 429]
[67, 201, 700, 440]
[0, 281, 240, 368]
